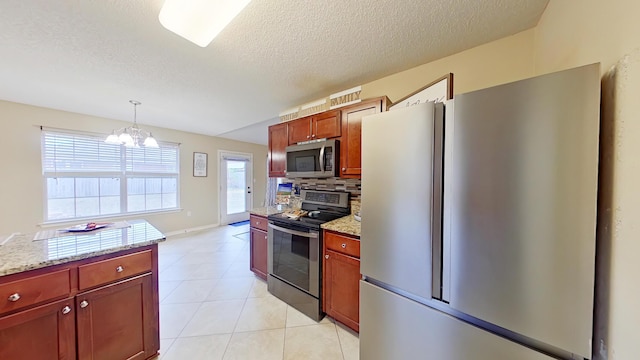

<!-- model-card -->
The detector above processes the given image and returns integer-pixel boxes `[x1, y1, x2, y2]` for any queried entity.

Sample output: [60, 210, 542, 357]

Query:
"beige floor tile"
[286, 305, 333, 328]
[177, 250, 229, 264]
[235, 296, 287, 332]
[222, 329, 285, 360]
[161, 334, 231, 360]
[336, 322, 360, 360]
[206, 277, 254, 301]
[159, 280, 182, 302]
[284, 323, 343, 360]
[161, 262, 230, 281]
[248, 278, 269, 298]
[158, 337, 175, 360]
[159, 303, 200, 339]
[180, 300, 245, 337]
[162, 279, 219, 304]
[223, 262, 257, 278]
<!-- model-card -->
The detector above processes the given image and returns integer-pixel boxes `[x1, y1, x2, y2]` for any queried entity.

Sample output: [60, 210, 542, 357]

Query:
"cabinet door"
[324, 249, 361, 332]
[250, 228, 268, 280]
[76, 274, 158, 360]
[268, 123, 288, 177]
[0, 298, 76, 360]
[312, 110, 341, 139]
[340, 99, 386, 177]
[288, 117, 312, 144]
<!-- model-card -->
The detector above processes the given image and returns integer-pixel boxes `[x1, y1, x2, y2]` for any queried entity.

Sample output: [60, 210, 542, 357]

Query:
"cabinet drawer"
[0, 269, 71, 315]
[325, 231, 360, 258]
[250, 215, 268, 232]
[78, 250, 152, 290]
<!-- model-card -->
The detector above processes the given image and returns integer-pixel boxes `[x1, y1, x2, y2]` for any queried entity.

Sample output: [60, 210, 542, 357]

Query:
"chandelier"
[105, 100, 159, 148]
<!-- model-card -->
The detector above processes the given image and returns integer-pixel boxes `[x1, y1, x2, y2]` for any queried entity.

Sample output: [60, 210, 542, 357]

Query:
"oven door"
[268, 221, 320, 297]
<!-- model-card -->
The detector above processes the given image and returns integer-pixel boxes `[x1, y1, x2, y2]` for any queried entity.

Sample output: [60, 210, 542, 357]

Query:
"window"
[42, 129, 179, 222]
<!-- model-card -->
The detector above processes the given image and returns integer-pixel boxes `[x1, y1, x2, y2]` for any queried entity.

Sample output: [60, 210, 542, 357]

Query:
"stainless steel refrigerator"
[360, 63, 600, 360]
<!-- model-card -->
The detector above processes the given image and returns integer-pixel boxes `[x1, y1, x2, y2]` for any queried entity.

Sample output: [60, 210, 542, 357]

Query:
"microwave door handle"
[268, 223, 319, 238]
[319, 142, 326, 171]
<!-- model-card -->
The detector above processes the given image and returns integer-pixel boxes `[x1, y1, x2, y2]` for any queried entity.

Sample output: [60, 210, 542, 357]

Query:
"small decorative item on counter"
[354, 212, 361, 222]
[282, 209, 308, 220]
[61, 222, 112, 232]
[275, 183, 293, 205]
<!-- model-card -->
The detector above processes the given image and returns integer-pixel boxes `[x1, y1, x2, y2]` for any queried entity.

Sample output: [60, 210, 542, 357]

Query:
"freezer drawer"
[360, 281, 554, 360]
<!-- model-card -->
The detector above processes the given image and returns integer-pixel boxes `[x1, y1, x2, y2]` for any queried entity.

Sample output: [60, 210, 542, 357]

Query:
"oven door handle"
[268, 223, 319, 238]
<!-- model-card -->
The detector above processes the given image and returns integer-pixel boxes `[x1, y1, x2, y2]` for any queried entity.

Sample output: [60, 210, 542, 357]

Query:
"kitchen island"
[0, 219, 165, 360]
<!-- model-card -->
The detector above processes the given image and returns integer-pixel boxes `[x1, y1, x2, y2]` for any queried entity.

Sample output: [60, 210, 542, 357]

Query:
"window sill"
[39, 208, 184, 228]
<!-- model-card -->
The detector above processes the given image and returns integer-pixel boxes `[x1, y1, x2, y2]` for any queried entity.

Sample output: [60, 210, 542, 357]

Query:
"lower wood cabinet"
[0, 297, 76, 360]
[76, 274, 157, 360]
[250, 214, 268, 280]
[0, 245, 159, 360]
[322, 230, 361, 332]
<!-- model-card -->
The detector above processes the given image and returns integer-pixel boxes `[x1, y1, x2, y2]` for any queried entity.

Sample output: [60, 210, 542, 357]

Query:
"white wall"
[0, 100, 268, 235]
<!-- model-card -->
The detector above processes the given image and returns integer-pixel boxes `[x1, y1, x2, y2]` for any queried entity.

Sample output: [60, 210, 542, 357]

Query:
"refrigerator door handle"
[440, 99, 454, 303]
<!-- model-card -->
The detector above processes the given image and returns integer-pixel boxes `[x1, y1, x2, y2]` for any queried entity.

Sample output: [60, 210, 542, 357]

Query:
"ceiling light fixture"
[158, 0, 252, 47]
[105, 100, 159, 148]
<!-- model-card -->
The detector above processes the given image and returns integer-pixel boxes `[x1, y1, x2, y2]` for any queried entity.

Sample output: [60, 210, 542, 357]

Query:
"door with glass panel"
[219, 151, 253, 225]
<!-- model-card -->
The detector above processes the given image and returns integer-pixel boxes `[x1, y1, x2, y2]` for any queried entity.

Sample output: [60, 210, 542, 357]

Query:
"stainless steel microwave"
[285, 139, 339, 178]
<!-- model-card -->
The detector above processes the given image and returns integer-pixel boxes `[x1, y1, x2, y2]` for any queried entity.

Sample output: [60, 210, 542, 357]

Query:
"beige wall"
[0, 100, 267, 235]
[362, 29, 536, 101]
[533, 1, 640, 359]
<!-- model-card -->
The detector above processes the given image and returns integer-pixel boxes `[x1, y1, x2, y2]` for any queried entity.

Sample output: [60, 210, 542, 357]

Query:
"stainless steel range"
[267, 190, 350, 321]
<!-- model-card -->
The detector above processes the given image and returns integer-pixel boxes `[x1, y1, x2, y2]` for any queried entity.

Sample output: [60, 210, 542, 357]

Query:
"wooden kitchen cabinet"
[339, 96, 389, 178]
[0, 297, 76, 360]
[250, 214, 268, 280]
[76, 274, 157, 360]
[268, 123, 288, 177]
[322, 230, 361, 332]
[0, 245, 160, 360]
[288, 110, 341, 145]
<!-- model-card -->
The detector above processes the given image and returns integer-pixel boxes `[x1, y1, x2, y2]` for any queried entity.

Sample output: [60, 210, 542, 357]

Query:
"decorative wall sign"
[389, 73, 454, 111]
[279, 107, 299, 122]
[330, 86, 362, 109]
[298, 98, 329, 117]
[193, 152, 208, 177]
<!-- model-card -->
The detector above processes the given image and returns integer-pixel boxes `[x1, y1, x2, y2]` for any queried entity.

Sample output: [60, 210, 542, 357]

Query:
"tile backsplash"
[285, 177, 361, 200]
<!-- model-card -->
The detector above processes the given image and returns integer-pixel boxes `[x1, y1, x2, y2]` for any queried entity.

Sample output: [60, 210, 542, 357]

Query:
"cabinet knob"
[264, 235, 268, 240]
[341, 243, 347, 248]
[62, 306, 72, 315]
[116, 265, 124, 273]
[306, 135, 310, 139]
[311, 134, 316, 138]
[256, 221, 260, 225]
[80, 300, 89, 308]
[341, 168, 346, 171]
[325, 254, 329, 259]
[7, 293, 20, 302]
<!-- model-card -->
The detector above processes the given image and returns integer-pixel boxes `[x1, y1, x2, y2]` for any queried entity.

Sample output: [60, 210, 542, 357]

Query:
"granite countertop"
[0, 220, 165, 277]
[250, 206, 289, 217]
[321, 214, 361, 238]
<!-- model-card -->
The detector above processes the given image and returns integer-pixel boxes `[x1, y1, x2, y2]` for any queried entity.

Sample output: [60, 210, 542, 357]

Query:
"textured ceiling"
[0, 0, 548, 144]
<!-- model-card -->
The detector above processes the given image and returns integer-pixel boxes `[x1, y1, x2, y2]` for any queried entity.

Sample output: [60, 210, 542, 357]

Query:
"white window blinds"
[41, 129, 180, 222]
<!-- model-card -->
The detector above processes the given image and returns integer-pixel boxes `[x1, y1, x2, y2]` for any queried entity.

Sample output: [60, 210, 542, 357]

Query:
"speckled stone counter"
[0, 220, 165, 277]
[321, 214, 361, 238]
[250, 206, 288, 217]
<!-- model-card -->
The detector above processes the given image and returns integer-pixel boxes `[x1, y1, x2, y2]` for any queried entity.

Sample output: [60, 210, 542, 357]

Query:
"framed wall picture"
[389, 73, 454, 111]
[193, 152, 208, 177]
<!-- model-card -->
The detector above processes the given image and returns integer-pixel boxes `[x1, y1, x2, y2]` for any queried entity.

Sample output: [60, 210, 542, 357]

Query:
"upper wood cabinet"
[268, 123, 288, 178]
[339, 97, 389, 178]
[288, 110, 341, 145]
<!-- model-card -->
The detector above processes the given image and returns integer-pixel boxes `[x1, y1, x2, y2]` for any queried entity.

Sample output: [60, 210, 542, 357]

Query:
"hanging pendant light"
[105, 100, 159, 148]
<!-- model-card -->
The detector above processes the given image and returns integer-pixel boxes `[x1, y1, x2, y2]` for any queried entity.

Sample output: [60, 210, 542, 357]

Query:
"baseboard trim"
[164, 223, 220, 237]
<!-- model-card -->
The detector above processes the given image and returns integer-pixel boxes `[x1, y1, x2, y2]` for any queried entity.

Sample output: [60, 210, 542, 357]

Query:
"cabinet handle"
[116, 265, 124, 273]
[7, 293, 20, 302]
[62, 306, 71, 315]
[80, 300, 89, 308]
[341, 243, 347, 248]
[325, 254, 329, 259]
